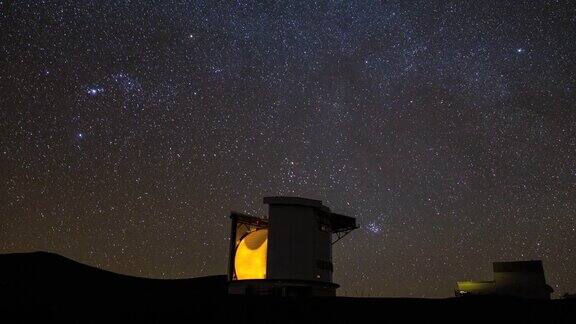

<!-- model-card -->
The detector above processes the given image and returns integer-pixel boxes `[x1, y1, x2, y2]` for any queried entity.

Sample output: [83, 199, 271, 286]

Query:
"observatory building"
[455, 260, 553, 299]
[227, 196, 357, 297]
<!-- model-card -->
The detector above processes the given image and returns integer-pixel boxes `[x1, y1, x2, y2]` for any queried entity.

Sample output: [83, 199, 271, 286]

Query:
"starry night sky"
[1, 1, 575, 298]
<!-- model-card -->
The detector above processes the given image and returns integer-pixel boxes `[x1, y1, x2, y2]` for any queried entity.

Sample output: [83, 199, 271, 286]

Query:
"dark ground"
[0, 252, 574, 323]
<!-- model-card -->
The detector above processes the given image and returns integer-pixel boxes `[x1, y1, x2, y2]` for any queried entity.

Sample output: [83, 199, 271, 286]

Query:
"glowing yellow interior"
[234, 229, 268, 280]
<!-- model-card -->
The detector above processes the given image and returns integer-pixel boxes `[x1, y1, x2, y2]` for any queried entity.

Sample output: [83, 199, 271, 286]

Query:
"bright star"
[87, 86, 104, 96]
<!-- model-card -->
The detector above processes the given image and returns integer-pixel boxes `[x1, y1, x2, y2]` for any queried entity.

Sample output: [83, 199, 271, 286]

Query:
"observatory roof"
[263, 196, 329, 211]
[263, 196, 357, 233]
[493, 260, 545, 273]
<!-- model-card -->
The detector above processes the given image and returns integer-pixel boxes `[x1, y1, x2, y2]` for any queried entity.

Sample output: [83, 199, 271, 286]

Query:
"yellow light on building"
[234, 229, 268, 280]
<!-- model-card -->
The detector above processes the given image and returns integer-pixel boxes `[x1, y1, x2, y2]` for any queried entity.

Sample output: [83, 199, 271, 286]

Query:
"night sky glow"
[1, 1, 575, 298]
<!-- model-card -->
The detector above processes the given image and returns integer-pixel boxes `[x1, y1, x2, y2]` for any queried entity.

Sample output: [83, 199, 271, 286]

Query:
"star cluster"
[1, 1, 575, 297]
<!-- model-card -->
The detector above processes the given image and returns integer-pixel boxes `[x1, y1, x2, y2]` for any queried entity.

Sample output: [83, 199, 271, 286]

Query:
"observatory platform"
[227, 196, 357, 297]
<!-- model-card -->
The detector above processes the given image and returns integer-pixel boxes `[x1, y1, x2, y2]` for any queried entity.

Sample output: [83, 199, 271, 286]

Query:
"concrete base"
[228, 279, 339, 297]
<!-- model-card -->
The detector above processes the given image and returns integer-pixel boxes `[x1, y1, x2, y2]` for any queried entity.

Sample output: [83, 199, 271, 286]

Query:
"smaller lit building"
[455, 260, 553, 299]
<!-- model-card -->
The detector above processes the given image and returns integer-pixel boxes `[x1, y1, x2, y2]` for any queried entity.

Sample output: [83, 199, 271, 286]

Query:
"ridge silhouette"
[0, 252, 574, 323]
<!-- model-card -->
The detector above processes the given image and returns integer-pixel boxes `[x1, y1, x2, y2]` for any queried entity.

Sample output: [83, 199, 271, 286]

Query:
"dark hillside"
[0, 252, 574, 323]
[0, 252, 227, 322]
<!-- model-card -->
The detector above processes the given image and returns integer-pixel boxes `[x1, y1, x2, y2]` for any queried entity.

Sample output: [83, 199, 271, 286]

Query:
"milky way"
[1, 1, 575, 297]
